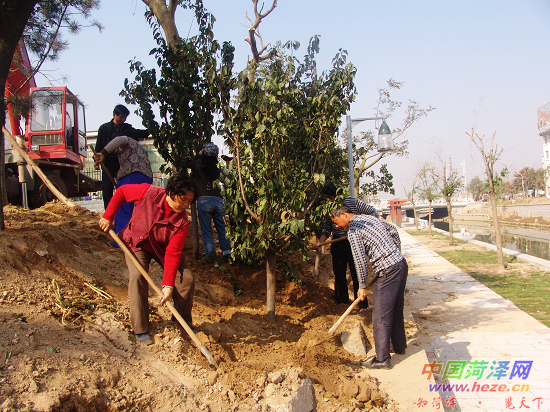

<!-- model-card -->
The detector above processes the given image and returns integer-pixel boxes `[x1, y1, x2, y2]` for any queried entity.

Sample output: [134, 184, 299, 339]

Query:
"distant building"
[538, 103, 550, 197]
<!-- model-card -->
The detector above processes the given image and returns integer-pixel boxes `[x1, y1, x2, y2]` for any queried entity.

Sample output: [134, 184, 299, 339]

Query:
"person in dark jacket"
[313, 182, 401, 309]
[95, 104, 149, 209]
[187, 143, 232, 263]
[98, 174, 198, 345]
[312, 182, 378, 309]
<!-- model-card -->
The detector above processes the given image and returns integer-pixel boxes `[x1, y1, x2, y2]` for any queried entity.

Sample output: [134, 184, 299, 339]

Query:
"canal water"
[431, 221, 550, 262]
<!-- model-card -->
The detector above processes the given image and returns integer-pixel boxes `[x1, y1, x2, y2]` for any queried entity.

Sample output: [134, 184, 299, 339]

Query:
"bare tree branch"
[244, 0, 277, 63]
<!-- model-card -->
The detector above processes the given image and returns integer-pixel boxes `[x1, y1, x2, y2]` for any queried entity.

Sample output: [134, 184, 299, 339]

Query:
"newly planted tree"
[467, 128, 506, 270]
[404, 169, 421, 231]
[431, 148, 463, 245]
[221, 36, 355, 319]
[417, 161, 438, 235]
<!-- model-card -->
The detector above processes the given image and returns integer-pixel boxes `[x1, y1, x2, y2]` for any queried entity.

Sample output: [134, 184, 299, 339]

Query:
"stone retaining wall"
[496, 203, 550, 218]
[453, 202, 550, 223]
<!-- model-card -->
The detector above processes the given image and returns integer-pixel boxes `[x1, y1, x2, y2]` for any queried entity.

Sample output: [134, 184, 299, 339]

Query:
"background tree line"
[469, 166, 546, 200]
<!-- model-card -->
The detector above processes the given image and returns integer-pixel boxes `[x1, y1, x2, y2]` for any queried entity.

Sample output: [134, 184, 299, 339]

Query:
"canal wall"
[454, 202, 550, 221]
[495, 203, 550, 219]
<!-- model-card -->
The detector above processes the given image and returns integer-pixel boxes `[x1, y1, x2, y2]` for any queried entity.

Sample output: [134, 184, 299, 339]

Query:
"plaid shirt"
[321, 197, 401, 249]
[347, 214, 403, 287]
[322, 197, 378, 239]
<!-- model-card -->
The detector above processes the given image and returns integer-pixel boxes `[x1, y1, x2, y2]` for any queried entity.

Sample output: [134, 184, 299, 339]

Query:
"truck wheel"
[28, 173, 68, 209]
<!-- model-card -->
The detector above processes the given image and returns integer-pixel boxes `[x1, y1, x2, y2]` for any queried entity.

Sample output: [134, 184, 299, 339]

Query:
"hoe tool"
[315, 236, 348, 248]
[89, 144, 117, 187]
[109, 230, 218, 370]
[328, 276, 378, 334]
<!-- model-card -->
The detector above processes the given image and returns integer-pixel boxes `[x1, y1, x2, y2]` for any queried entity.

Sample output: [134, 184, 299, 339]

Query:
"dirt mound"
[0, 202, 406, 411]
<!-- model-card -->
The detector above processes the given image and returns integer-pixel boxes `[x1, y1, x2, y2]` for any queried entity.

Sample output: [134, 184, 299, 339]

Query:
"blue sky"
[39, 0, 550, 198]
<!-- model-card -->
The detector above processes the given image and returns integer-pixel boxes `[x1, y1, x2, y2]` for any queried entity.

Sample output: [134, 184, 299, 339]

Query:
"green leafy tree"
[121, 1, 234, 258]
[347, 78, 435, 198]
[121, 8, 226, 172]
[221, 35, 355, 319]
[468, 176, 484, 200]
[359, 163, 395, 200]
[534, 167, 546, 197]
[513, 166, 545, 198]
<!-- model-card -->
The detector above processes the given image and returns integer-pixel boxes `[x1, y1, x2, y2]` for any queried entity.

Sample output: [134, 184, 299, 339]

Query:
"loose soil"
[0, 202, 414, 412]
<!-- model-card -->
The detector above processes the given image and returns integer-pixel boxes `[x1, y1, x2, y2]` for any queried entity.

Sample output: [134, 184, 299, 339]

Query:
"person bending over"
[331, 205, 408, 369]
[98, 174, 198, 345]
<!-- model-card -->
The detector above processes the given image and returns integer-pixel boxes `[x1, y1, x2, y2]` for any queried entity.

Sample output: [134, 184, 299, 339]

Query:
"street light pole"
[515, 172, 526, 198]
[346, 114, 385, 198]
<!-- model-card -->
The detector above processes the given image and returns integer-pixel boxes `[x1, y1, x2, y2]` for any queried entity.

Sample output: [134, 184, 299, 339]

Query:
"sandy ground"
[0, 202, 416, 412]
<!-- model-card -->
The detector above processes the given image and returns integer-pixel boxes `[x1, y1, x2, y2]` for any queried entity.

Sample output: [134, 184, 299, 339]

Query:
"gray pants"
[126, 250, 195, 335]
[372, 259, 408, 362]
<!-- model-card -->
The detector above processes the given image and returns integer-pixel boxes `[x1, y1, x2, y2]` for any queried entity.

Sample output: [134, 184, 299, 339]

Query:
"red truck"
[4, 41, 100, 208]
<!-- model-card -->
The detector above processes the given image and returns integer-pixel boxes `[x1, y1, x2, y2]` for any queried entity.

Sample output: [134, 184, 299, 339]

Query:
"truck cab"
[5, 87, 100, 208]
[26, 86, 87, 165]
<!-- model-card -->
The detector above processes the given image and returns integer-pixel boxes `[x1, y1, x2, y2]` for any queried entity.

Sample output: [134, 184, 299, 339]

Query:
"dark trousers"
[102, 164, 118, 210]
[331, 240, 368, 309]
[372, 259, 408, 362]
[125, 250, 195, 335]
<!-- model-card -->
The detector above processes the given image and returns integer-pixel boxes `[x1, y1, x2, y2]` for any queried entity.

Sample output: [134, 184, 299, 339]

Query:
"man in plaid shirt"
[313, 182, 401, 308]
[331, 205, 408, 369]
[313, 182, 379, 308]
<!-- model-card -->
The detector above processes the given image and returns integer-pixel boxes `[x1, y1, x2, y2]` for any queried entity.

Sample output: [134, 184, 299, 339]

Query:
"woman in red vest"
[99, 174, 198, 345]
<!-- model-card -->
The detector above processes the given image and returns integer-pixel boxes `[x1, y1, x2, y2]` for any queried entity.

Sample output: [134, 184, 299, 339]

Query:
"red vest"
[120, 185, 188, 265]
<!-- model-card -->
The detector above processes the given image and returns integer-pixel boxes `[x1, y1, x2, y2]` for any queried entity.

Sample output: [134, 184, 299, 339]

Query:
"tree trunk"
[488, 190, 505, 270]
[142, 0, 180, 47]
[1, 132, 6, 213]
[428, 200, 433, 235]
[191, 202, 200, 260]
[313, 235, 321, 280]
[0, 0, 40, 231]
[412, 200, 419, 230]
[445, 196, 453, 245]
[266, 247, 277, 321]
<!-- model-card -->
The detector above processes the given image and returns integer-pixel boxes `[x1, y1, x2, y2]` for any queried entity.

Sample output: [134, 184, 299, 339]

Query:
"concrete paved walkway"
[365, 227, 550, 412]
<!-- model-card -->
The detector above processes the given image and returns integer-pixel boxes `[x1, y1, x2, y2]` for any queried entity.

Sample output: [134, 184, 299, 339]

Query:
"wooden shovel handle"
[108, 229, 218, 369]
[90, 144, 117, 188]
[328, 276, 378, 334]
[316, 236, 348, 248]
